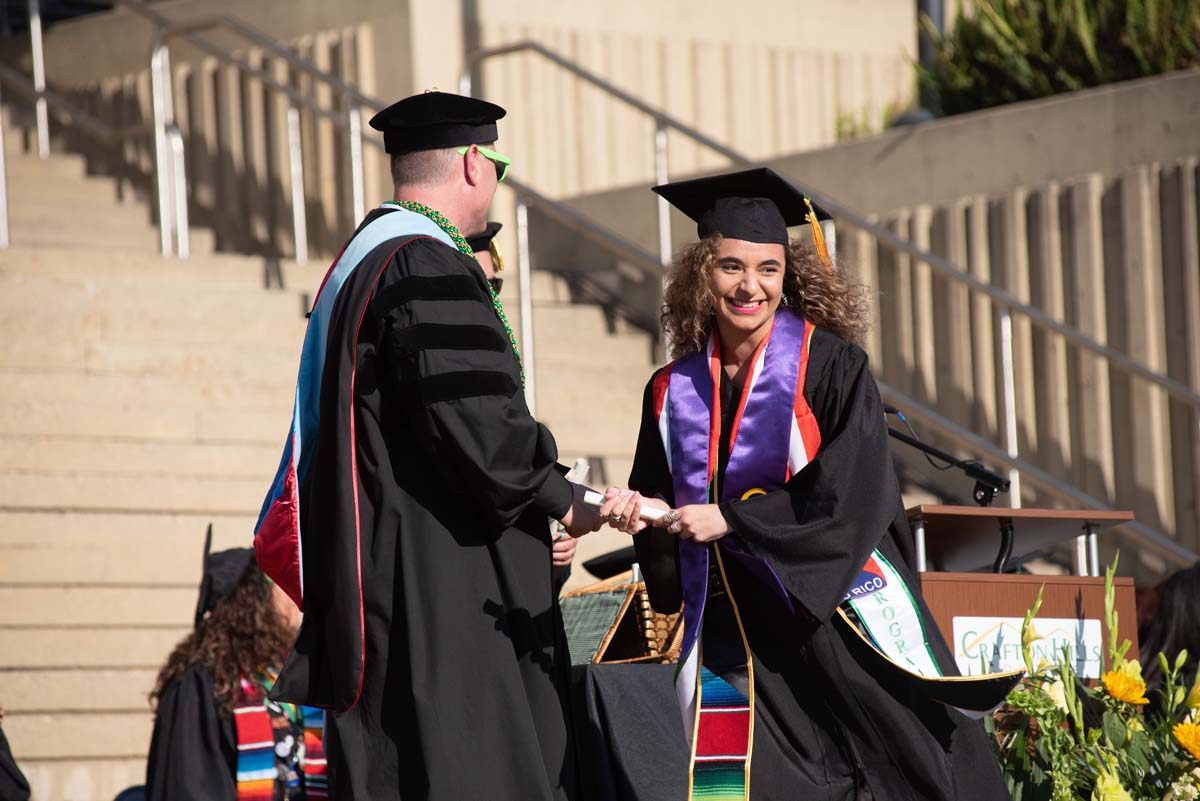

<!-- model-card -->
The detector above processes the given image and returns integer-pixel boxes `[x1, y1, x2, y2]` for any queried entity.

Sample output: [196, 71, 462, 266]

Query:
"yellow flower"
[1023, 623, 1045, 648]
[1091, 769, 1134, 801]
[1185, 677, 1200, 711]
[1176, 722, 1200, 762]
[1102, 660, 1150, 706]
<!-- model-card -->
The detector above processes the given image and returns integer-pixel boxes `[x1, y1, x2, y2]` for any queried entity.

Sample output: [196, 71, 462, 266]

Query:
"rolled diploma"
[582, 490, 668, 522]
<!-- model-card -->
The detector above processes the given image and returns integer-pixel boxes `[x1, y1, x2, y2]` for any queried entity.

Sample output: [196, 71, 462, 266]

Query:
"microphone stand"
[885, 426, 1010, 508]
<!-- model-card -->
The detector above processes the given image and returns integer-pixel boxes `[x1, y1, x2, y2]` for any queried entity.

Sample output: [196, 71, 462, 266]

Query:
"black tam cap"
[466, 221, 502, 253]
[652, 167, 831, 245]
[193, 524, 255, 628]
[369, 91, 506, 156]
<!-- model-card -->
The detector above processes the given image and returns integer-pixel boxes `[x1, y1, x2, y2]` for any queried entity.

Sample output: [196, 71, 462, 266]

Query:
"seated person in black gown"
[145, 537, 324, 801]
[597, 168, 1020, 801]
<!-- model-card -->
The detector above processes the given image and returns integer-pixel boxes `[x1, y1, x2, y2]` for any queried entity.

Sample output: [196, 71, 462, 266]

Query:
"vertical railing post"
[169, 129, 189, 259]
[287, 104, 307, 264]
[653, 121, 671, 267]
[998, 306, 1022, 506]
[458, 67, 473, 97]
[149, 43, 175, 256]
[516, 197, 536, 415]
[27, 0, 49, 159]
[0, 79, 9, 248]
[347, 103, 365, 223]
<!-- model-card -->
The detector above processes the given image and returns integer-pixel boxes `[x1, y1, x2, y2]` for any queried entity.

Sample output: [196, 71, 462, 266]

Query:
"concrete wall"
[0, 0, 916, 258]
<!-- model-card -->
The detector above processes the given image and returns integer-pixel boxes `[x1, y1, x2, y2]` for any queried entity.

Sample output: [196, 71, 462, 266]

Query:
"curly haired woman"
[145, 536, 324, 801]
[597, 168, 1019, 801]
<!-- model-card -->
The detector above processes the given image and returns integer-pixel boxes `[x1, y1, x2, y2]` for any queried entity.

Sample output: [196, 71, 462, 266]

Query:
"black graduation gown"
[273, 212, 578, 801]
[0, 724, 30, 801]
[630, 326, 1009, 801]
[145, 664, 237, 801]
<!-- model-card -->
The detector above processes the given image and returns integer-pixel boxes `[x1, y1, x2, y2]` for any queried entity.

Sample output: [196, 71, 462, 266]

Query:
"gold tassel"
[804, 196, 833, 272]
[489, 239, 505, 273]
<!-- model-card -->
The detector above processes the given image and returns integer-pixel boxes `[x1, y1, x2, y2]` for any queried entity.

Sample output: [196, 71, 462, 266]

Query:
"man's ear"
[462, 145, 483, 187]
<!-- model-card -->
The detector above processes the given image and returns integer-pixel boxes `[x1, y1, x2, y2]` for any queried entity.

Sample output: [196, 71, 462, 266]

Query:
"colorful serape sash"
[253, 206, 456, 608]
[234, 691, 328, 800]
[236, 681, 328, 796]
[234, 700, 276, 801]
[657, 311, 963, 800]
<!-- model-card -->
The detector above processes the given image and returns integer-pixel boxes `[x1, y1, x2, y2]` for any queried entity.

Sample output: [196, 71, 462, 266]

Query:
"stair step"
[0, 369, 294, 410]
[0, 586, 196, 627]
[17, 758, 147, 801]
[0, 511, 256, 585]
[0, 469, 269, 515]
[0, 436, 281, 479]
[0, 245, 320, 291]
[2, 669, 157, 713]
[0, 626, 189, 669]
[0, 336, 302, 381]
[1, 711, 152, 760]
[0, 396, 288, 444]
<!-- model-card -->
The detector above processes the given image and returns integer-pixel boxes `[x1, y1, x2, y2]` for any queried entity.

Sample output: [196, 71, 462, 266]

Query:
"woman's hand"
[551, 532, 577, 566]
[596, 487, 671, 535]
[654, 504, 731, 543]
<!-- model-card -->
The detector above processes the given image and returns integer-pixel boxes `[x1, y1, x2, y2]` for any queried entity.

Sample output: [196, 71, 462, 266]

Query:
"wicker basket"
[560, 570, 683, 665]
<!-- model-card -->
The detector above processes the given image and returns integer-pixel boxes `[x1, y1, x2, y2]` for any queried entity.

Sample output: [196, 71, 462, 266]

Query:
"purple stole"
[654, 311, 819, 800]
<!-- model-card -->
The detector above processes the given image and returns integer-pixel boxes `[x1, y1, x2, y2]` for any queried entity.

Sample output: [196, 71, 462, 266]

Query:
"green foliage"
[993, 554, 1200, 800]
[921, 0, 1200, 115]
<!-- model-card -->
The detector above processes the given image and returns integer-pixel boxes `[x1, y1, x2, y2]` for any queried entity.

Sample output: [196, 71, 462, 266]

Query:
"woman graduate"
[599, 167, 1021, 801]
[146, 532, 326, 801]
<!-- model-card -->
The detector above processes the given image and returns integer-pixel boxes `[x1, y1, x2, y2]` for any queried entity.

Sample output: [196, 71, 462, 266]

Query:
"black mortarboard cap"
[369, 91, 506, 156]
[652, 167, 831, 245]
[193, 524, 255, 628]
[466, 221, 503, 253]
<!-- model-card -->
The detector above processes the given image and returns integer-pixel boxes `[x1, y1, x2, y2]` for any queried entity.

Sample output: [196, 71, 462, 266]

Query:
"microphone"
[882, 403, 901, 415]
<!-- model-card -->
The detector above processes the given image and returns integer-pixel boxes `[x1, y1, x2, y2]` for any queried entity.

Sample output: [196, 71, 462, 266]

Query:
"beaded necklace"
[384, 200, 524, 385]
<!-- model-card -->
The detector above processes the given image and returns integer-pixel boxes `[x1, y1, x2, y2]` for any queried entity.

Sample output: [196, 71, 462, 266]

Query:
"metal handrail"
[0, 62, 149, 142]
[114, 0, 381, 109]
[460, 40, 1200, 414]
[881, 381, 1198, 571]
[144, 10, 384, 260]
[883, 381, 1200, 573]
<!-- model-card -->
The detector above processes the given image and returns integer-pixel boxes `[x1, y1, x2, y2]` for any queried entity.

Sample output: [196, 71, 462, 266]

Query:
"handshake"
[556, 484, 732, 544]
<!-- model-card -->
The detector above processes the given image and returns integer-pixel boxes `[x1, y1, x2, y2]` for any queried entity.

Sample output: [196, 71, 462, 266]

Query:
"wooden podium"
[907, 506, 1138, 674]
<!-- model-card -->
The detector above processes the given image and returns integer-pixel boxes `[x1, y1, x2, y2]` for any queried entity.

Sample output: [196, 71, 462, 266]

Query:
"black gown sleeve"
[627, 372, 683, 613]
[371, 239, 572, 528]
[144, 664, 237, 801]
[718, 332, 897, 623]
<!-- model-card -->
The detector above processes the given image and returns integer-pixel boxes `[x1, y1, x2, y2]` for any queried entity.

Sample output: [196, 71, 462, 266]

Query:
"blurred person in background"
[0, 704, 31, 801]
[1139, 561, 1200, 713]
[145, 535, 322, 801]
[467, 221, 577, 590]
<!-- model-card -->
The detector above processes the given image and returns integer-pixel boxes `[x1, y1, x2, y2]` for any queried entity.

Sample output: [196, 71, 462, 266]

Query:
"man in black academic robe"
[256, 92, 596, 801]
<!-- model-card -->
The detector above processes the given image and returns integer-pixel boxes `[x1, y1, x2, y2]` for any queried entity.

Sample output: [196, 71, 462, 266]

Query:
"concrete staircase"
[0, 115, 647, 800]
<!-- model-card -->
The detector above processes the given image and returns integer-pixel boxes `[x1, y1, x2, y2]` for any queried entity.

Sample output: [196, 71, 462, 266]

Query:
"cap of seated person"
[193, 525, 254, 628]
[467, 221, 505, 292]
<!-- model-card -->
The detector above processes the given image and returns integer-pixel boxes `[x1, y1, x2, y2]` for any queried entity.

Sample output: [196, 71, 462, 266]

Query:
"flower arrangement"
[991, 556, 1200, 801]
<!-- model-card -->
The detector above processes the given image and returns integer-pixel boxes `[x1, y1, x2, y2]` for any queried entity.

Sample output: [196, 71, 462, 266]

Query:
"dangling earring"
[781, 294, 791, 307]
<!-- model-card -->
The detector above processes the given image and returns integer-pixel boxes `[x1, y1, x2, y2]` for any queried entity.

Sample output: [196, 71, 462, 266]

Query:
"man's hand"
[551, 533, 577, 566]
[596, 487, 671, 535]
[557, 482, 601, 537]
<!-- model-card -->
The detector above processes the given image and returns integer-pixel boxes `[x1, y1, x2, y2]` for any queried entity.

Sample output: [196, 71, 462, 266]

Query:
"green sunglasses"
[457, 144, 511, 183]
